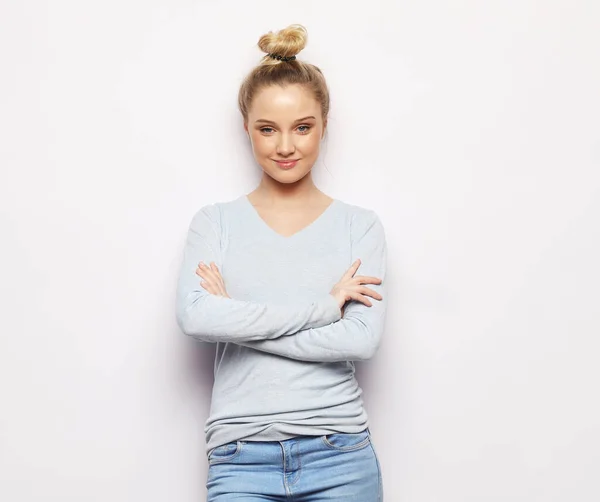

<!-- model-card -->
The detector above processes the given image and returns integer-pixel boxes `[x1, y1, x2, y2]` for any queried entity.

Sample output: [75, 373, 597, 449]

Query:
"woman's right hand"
[330, 259, 383, 313]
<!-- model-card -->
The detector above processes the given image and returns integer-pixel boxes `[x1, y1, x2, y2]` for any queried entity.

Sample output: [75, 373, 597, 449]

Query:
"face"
[244, 84, 326, 184]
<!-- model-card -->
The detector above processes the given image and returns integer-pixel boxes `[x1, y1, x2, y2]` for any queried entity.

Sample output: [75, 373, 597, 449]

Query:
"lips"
[274, 159, 299, 169]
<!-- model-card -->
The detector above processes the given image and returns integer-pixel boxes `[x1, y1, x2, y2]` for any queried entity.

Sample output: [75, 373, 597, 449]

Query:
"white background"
[1, 1, 599, 500]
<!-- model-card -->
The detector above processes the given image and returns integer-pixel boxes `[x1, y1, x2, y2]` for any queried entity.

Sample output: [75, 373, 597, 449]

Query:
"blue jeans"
[206, 428, 383, 501]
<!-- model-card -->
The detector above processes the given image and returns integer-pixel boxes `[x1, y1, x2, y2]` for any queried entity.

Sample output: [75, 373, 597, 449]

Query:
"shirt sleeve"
[237, 210, 387, 362]
[175, 204, 342, 343]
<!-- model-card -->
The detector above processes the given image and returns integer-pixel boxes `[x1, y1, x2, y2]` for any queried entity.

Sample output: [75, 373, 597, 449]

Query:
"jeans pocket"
[208, 441, 243, 464]
[321, 429, 371, 452]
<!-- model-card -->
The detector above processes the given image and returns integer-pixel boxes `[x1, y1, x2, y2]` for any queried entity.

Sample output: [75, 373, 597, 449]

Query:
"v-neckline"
[241, 195, 339, 240]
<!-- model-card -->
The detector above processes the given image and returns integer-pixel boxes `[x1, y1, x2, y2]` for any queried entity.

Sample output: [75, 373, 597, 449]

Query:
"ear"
[243, 121, 249, 135]
[321, 118, 327, 139]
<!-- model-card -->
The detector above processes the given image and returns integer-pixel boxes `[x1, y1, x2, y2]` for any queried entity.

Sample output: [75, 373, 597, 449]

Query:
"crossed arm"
[176, 204, 387, 362]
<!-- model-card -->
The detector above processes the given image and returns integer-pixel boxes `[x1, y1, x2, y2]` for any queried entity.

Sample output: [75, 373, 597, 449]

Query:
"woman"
[176, 24, 387, 501]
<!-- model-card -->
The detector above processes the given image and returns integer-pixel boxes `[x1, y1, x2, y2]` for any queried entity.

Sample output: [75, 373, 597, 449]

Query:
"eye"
[297, 124, 312, 134]
[260, 127, 275, 134]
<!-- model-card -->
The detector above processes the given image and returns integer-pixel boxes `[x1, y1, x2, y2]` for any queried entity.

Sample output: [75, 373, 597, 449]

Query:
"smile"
[273, 159, 299, 169]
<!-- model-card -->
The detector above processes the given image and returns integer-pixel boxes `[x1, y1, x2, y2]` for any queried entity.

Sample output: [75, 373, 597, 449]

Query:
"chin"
[268, 171, 309, 184]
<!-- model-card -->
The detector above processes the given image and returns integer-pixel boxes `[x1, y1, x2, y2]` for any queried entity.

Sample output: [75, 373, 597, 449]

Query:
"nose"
[276, 132, 296, 156]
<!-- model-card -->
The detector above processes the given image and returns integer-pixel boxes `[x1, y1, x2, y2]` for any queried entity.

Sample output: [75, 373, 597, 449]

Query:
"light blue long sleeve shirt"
[176, 195, 387, 453]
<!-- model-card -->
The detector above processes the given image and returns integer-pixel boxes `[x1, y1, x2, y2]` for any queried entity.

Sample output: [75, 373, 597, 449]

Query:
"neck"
[252, 172, 323, 207]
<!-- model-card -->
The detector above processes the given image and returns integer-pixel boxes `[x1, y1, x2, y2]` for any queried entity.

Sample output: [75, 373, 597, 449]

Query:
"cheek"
[250, 134, 273, 156]
[300, 134, 321, 156]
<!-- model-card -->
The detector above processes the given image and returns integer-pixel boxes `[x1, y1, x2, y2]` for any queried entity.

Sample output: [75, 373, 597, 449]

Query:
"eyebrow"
[254, 116, 316, 125]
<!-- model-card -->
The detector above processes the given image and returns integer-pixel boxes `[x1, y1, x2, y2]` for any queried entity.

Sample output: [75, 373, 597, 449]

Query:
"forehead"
[249, 84, 321, 122]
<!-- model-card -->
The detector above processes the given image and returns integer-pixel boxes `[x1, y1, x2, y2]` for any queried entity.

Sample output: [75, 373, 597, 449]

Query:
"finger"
[208, 263, 223, 291]
[208, 263, 227, 296]
[212, 263, 230, 297]
[358, 286, 383, 301]
[215, 280, 227, 297]
[196, 263, 211, 277]
[196, 268, 217, 283]
[213, 264, 226, 284]
[353, 275, 382, 285]
[207, 283, 223, 296]
[349, 291, 372, 307]
[200, 281, 219, 295]
[198, 266, 220, 294]
[209, 263, 227, 296]
[342, 259, 361, 279]
[198, 263, 220, 283]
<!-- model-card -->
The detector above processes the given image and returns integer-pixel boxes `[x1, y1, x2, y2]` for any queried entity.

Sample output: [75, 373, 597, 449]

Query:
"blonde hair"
[238, 24, 330, 124]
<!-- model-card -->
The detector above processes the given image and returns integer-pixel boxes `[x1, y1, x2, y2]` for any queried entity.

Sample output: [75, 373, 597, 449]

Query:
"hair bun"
[258, 24, 308, 58]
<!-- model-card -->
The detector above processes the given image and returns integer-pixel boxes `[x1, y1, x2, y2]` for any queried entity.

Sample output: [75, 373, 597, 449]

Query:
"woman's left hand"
[196, 262, 231, 298]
